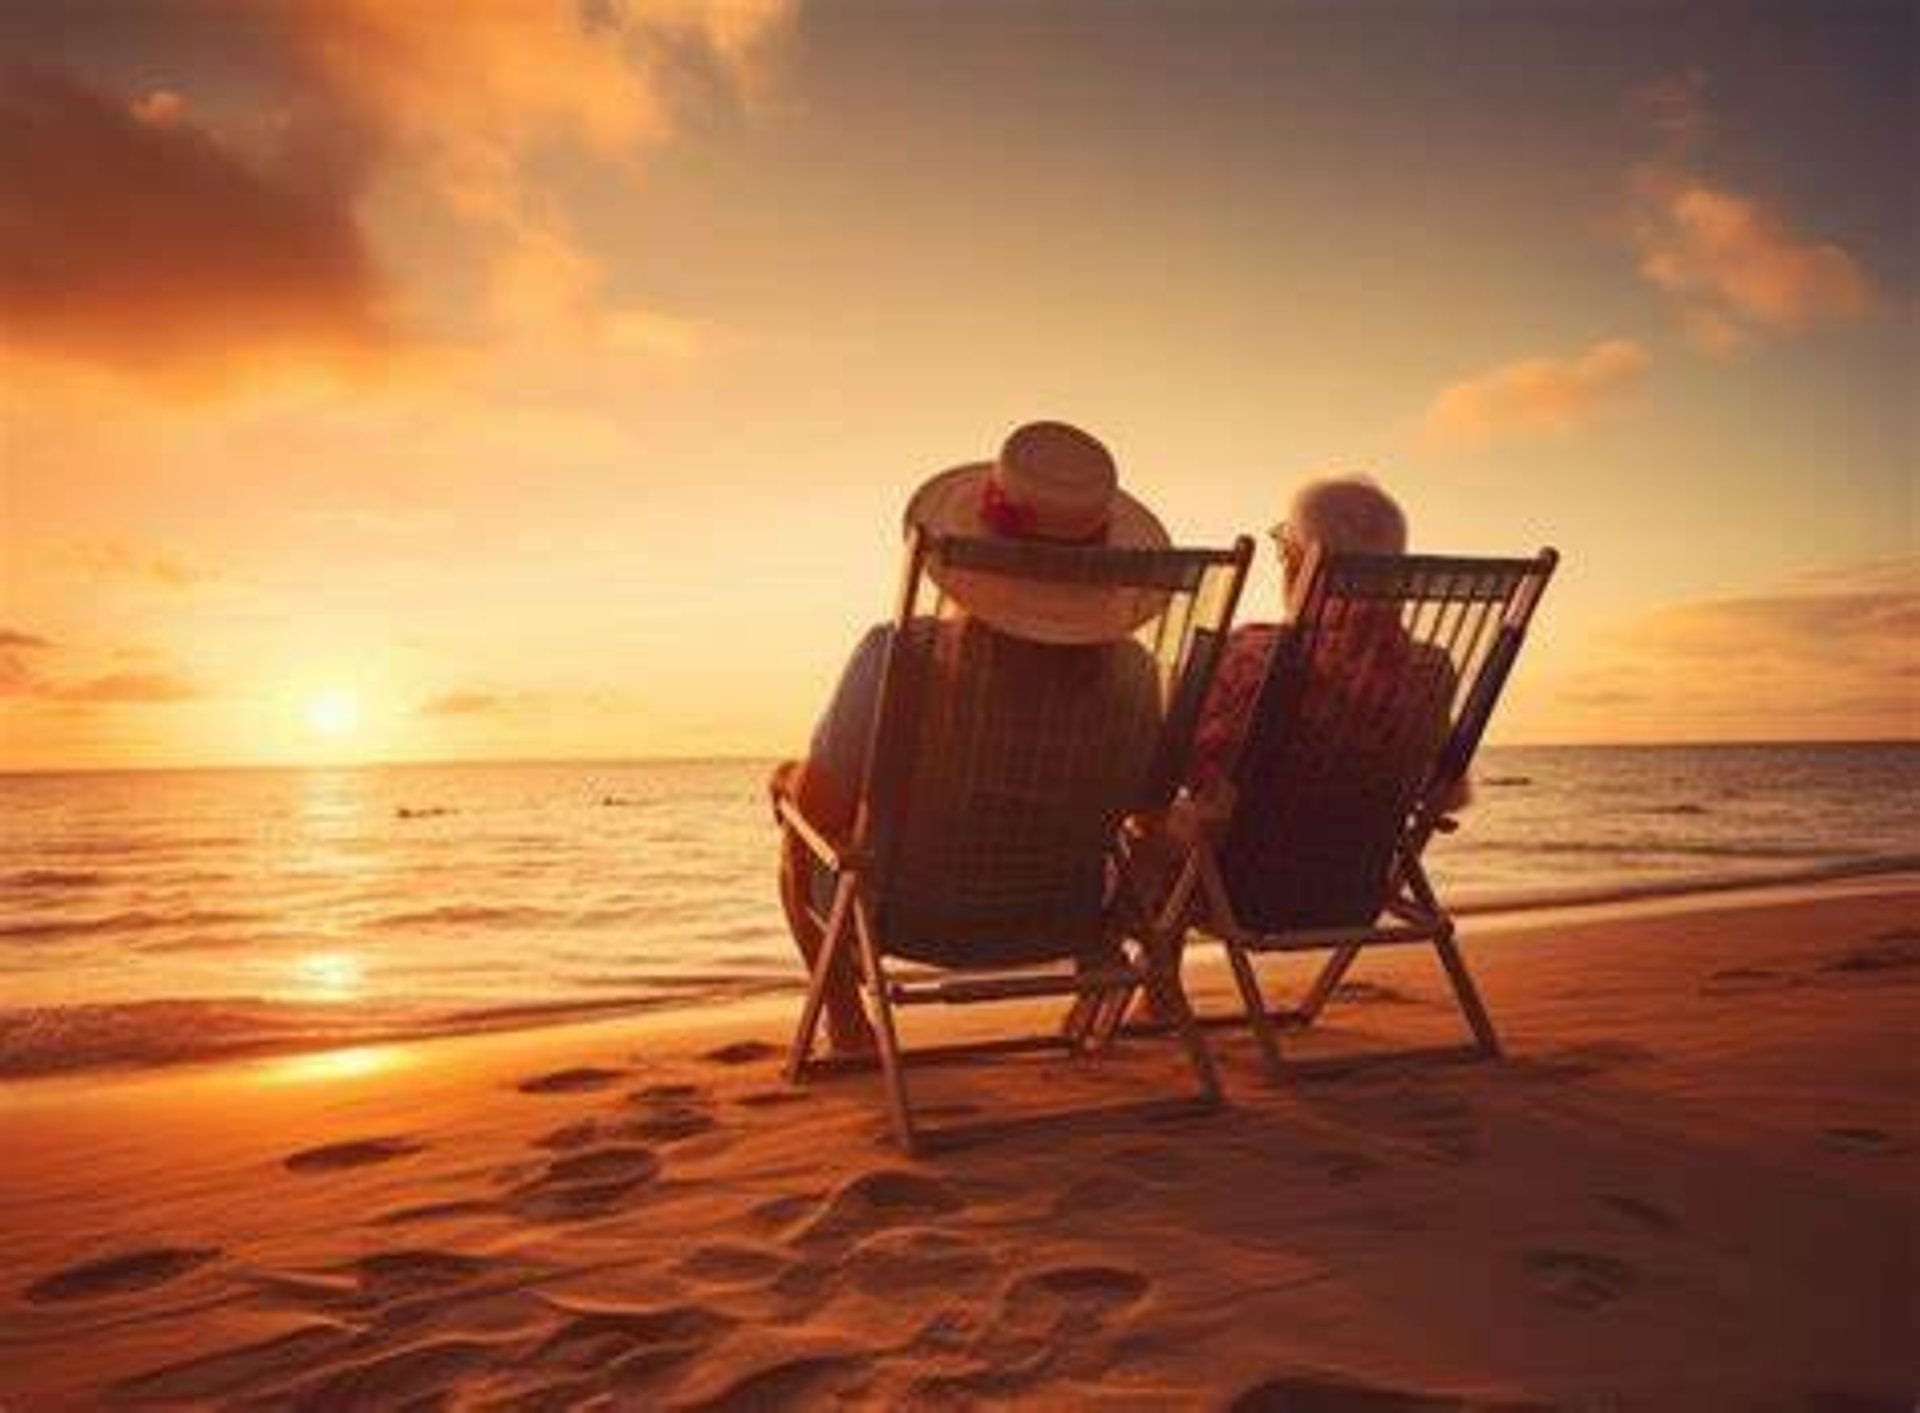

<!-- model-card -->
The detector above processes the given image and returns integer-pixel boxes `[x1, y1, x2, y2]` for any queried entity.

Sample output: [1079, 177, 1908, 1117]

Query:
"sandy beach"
[0, 880, 1914, 1410]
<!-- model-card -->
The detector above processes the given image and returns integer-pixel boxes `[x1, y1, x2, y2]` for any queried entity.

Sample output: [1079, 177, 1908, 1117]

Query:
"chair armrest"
[776, 796, 865, 872]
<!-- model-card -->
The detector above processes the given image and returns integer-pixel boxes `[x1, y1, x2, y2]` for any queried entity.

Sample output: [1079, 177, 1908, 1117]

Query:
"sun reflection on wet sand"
[294, 951, 364, 1000]
[259, 1044, 405, 1085]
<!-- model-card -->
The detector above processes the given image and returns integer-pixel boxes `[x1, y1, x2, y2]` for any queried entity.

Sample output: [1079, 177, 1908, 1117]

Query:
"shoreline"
[5, 866, 1917, 1088]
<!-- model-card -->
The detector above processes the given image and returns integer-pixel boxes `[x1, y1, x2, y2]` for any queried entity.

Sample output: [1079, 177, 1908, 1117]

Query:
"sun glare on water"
[296, 951, 364, 999]
[305, 688, 361, 738]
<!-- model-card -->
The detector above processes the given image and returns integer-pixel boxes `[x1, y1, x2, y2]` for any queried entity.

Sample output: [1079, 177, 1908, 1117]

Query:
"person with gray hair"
[1189, 473, 1435, 792]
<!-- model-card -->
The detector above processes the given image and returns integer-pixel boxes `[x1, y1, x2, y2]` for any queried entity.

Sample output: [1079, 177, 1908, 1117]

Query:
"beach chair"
[1153, 547, 1557, 1076]
[779, 526, 1253, 1152]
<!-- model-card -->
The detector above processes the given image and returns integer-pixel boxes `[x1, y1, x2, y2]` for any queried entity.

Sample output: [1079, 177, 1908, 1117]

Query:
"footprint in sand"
[634, 1081, 703, 1101]
[1822, 1125, 1894, 1154]
[683, 1353, 869, 1412]
[703, 1039, 779, 1066]
[747, 1191, 822, 1229]
[1822, 931, 1920, 975]
[24, 1245, 220, 1304]
[790, 1169, 965, 1248]
[507, 1144, 662, 1221]
[1522, 1248, 1637, 1309]
[350, 1248, 499, 1301]
[517, 1066, 626, 1094]
[1000, 1263, 1150, 1332]
[283, 1336, 499, 1409]
[111, 1325, 354, 1404]
[1510, 1040, 1654, 1083]
[1228, 1372, 1535, 1411]
[535, 1119, 602, 1151]
[1332, 980, 1416, 1005]
[624, 1093, 721, 1144]
[372, 1198, 501, 1227]
[673, 1242, 793, 1287]
[1594, 1192, 1681, 1233]
[1701, 966, 1790, 993]
[532, 1299, 732, 1376]
[840, 1226, 994, 1294]
[284, 1135, 425, 1173]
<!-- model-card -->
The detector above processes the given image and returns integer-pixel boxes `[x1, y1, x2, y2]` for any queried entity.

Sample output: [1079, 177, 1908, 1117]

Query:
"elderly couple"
[770, 419, 1443, 1058]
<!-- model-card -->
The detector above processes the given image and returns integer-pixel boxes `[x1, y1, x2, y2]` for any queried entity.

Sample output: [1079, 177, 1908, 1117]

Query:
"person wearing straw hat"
[769, 421, 1170, 1057]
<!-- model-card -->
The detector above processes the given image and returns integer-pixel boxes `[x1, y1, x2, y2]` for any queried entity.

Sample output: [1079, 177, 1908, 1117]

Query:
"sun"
[305, 688, 361, 738]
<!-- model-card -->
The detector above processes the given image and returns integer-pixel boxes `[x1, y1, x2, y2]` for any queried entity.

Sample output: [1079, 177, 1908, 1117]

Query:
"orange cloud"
[51, 671, 204, 704]
[1544, 558, 1918, 741]
[421, 690, 502, 716]
[0, 62, 382, 386]
[58, 539, 222, 590]
[1422, 338, 1650, 446]
[0, 1, 797, 386]
[1630, 169, 1877, 351]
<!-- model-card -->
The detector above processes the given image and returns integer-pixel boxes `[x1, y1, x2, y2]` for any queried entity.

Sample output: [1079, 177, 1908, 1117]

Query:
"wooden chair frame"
[1140, 547, 1558, 1077]
[781, 528, 1252, 1153]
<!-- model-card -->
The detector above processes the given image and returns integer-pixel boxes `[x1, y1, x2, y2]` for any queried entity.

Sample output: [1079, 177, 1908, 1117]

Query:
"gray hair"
[1287, 475, 1408, 557]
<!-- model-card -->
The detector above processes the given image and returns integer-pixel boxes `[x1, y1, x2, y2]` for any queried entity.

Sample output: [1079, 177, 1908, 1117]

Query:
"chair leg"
[1433, 926, 1501, 1058]
[1297, 944, 1361, 1025]
[853, 899, 918, 1154]
[1138, 932, 1220, 1104]
[1224, 939, 1286, 1078]
[785, 874, 854, 1083]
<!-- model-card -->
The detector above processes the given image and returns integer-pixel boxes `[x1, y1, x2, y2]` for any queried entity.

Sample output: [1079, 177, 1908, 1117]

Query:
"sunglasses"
[1268, 520, 1305, 568]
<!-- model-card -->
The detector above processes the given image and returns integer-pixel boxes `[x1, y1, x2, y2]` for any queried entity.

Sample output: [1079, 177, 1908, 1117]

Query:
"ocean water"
[3, 744, 1915, 1078]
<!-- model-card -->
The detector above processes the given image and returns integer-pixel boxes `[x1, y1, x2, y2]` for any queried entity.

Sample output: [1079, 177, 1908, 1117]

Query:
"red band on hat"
[979, 477, 1108, 544]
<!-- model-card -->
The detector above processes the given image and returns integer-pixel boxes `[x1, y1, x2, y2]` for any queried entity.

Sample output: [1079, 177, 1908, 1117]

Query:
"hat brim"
[904, 462, 1173, 645]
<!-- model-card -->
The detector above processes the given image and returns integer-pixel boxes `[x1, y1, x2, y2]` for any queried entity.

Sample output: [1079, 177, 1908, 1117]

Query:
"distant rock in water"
[395, 806, 457, 820]
[1646, 802, 1710, 816]
[1481, 775, 1532, 788]
[599, 795, 643, 808]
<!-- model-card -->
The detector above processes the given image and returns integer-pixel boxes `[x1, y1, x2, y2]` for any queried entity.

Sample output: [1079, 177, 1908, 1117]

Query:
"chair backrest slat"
[857, 529, 1251, 968]
[1220, 548, 1557, 933]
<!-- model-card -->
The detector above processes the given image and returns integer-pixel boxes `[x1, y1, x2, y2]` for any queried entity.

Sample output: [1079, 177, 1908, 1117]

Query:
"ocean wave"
[1456, 854, 1920, 917]
[2, 868, 109, 890]
[1469, 839, 1852, 862]
[365, 903, 561, 931]
[0, 989, 779, 1080]
[0, 908, 269, 943]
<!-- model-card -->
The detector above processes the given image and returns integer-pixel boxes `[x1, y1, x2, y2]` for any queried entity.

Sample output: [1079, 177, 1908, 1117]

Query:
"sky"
[1, 0, 1914, 770]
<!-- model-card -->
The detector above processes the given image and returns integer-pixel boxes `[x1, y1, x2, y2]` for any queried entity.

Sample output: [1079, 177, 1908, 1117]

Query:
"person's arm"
[789, 624, 892, 840]
[1187, 625, 1276, 796]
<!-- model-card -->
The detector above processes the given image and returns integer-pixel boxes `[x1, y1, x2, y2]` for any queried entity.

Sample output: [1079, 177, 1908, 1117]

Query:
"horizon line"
[3, 736, 1917, 779]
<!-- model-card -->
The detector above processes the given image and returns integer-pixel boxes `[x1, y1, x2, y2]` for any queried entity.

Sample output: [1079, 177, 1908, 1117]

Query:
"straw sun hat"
[903, 421, 1171, 645]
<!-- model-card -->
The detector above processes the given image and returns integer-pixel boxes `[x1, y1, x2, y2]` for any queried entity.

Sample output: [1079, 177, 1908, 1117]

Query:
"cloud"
[420, 690, 503, 716]
[1422, 338, 1650, 446]
[1624, 71, 1877, 353]
[50, 671, 203, 704]
[0, 61, 384, 386]
[1630, 172, 1877, 350]
[0, 629, 203, 704]
[0, 1, 798, 386]
[58, 539, 222, 590]
[1545, 557, 1918, 740]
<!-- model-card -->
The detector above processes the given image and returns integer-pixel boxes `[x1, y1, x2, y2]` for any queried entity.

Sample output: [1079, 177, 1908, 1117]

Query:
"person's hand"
[767, 759, 801, 823]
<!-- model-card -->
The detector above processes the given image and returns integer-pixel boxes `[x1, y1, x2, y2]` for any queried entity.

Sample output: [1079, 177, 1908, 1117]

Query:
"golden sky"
[1, 0, 1914, 769]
